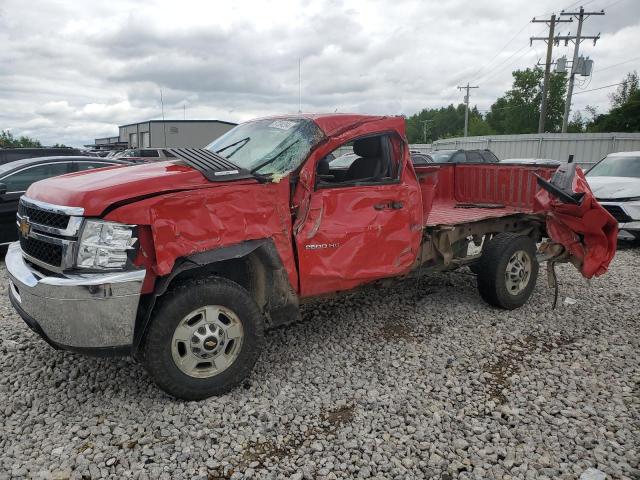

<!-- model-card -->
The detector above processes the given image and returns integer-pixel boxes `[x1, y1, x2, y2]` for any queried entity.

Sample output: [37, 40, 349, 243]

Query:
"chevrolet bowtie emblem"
[19, 217, 31, 237]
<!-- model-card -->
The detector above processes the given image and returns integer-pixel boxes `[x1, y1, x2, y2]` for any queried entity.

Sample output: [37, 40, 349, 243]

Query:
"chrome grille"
[16, 197, 84, 272]
[20, 236, 63, 267]
[18, 202, 69, 230]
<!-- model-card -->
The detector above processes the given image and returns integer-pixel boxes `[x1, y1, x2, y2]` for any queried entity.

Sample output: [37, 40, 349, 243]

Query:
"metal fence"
[333, 143, 434, 157]
[430, 132, 640, 168]
[325, 133, 640, 169]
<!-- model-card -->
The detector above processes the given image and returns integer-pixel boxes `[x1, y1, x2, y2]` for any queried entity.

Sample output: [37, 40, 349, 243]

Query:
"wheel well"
[146, 240, 299, 329]
[133, 240, 300, 356]
[169, 253, 268, 309]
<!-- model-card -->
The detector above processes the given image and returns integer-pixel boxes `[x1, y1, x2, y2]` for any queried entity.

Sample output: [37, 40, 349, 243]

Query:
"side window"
[163, 150, 176, 158]
[2, 162, 72, 192]
[466, 151, 482, 162]
[141, 150, 160, 158]
[76, 161, 113, 171]
[450, 152, 466, 163]
[316, 134, 400, 187]
[411, 153, 431, 165]
[481, 151, 499, 163]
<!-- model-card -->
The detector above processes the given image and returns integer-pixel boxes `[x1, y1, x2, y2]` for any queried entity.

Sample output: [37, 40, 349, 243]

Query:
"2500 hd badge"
[305, 243, 341, 250]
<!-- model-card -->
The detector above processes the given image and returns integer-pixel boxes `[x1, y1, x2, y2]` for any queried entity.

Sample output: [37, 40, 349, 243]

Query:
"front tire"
[476, 233, 539, 310]
[142, 276, 265, 400]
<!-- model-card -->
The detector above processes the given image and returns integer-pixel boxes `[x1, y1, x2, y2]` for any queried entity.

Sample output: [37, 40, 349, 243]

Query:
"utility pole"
[530, 14, 572, 133]
[558, 6, 604, 132]
[420, 119, 434, 143]
[457, 83, 478, 137]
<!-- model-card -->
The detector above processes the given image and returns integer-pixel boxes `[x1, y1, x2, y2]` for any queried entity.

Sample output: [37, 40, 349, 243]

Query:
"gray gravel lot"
[0, 248, 638, 480]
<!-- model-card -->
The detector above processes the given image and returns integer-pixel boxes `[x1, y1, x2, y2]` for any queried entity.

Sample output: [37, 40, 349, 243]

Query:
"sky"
[0, 0, 639, 147]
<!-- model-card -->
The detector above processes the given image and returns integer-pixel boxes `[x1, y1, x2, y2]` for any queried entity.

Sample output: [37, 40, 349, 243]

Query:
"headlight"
[77, 220, 137, 269]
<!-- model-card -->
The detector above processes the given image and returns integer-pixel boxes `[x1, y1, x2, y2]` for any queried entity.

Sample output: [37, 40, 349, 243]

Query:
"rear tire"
[142, 276, 265, 400]
[476, 233, 538, 310]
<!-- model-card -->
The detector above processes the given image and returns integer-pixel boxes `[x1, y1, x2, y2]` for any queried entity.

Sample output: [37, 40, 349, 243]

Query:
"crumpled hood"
[26, 161, 253, 216]
[587, 176, 640, 200]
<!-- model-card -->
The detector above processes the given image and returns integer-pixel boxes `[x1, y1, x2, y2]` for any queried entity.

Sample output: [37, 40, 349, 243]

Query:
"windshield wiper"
[215, 136, 250, 159]
[250, 139, 300, 175]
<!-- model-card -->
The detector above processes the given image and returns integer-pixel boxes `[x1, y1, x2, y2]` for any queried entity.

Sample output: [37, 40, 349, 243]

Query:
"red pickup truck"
[6, 114, 617, 399]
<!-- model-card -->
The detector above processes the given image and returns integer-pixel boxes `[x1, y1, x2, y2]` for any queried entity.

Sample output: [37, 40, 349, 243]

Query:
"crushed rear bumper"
[534, 163, 618, 278]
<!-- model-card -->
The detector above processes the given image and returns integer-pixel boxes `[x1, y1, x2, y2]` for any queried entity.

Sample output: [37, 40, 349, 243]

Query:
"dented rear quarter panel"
[534, 167, 618, 278]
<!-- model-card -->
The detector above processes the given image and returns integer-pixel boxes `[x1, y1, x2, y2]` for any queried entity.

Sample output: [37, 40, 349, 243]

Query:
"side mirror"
[0, 183, 6, 196]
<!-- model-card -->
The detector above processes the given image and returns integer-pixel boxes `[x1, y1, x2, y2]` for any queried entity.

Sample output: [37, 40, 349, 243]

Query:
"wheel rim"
[504, 250, 532, 295]
[171, 305, 244, 378]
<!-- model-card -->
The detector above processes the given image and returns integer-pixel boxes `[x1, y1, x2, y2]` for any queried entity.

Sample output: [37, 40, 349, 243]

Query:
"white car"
[586, 151, 640, 242]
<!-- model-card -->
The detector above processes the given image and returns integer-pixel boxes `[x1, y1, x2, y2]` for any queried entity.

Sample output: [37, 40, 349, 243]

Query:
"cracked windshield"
[205, 118, 325, 176]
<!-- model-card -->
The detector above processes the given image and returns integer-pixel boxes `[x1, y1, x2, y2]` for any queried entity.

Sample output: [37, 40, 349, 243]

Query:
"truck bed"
[414, 163, 557, 227]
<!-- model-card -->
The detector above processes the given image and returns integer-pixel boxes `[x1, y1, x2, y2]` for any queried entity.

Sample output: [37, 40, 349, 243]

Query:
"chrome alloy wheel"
[171, 305, 244, 378]
[504, 250, 532, 295]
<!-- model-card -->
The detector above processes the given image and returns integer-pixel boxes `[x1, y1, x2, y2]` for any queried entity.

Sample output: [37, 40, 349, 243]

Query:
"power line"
[573, 81, 624, 94]
[595, 56, 640, 72]
[476, 45, 536, 84]
[536, 0, 587, 17]
[468, 22, 531, 82]
[600, 0, 627, 10]
[475, 24, 549, 85]
[478, 82, 628, 115]
[561, 0, 597, 11]
[478, 103, 531, 113]
[475, 45, 529, 83]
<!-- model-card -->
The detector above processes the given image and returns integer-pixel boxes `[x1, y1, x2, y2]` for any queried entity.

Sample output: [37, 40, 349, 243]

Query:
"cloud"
[1, 0, 638, 146]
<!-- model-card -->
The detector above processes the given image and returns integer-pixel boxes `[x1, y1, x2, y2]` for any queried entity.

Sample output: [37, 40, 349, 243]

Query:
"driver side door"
[294, 133, 422, 296]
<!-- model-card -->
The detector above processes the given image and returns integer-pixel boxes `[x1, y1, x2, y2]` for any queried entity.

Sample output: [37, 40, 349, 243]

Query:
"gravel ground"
[0, 247, 638, 480]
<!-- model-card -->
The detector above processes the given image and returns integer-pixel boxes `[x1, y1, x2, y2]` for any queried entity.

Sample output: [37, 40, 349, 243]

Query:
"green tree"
[588, 90, 640, 132]
[567, 111, 585, 133]
[468, 108, 494, 136]
[586, 71, 639, 133]
[486, 67, 566, 134]
[0, 130, 42, 148]
[609, 71, 639, 108]
[405, 103, 489, 143]
[545, 70, 567, 131]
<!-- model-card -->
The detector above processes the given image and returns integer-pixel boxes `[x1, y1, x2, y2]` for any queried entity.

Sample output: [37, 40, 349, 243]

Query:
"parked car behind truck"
[5, 114, 617, 400]
[586, 151, 640, 242]
[0, 147, 82, 165]
[0, 156, 131, 245]
[116, 148, 178, 163]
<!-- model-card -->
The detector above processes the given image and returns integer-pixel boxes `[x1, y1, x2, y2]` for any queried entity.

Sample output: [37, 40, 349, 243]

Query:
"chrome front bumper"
[5, 242, 145, 351]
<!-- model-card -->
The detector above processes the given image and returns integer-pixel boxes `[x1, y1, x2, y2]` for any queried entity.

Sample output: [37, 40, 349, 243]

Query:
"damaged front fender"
[534, 163, 618, 278]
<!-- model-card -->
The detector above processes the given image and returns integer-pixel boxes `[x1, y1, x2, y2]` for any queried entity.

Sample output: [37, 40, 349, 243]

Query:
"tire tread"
[476, 233, 538, 310]
[142, 275, 265, 400]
